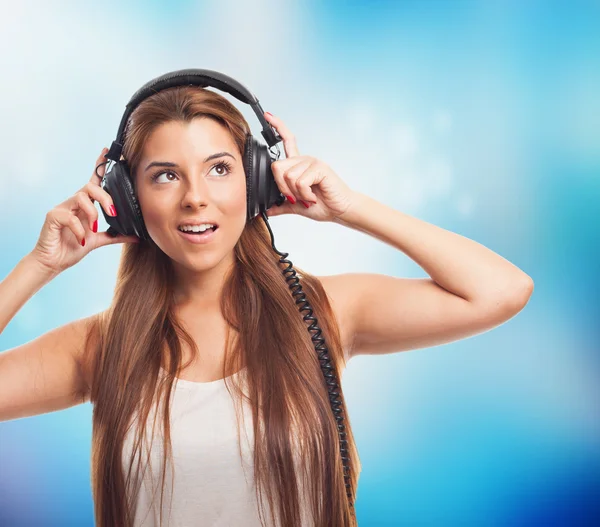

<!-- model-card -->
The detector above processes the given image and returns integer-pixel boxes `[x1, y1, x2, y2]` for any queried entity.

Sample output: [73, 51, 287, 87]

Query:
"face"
[134, 117, 247, 277]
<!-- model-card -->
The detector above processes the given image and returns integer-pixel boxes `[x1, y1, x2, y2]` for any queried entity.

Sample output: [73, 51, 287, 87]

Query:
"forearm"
[0, 253, 58, 336]
[333, 191, 533, 304]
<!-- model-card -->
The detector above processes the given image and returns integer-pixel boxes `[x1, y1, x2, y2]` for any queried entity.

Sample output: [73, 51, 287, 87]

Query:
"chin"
[176, 244, 236, 272]
[153, 224, 239, 269]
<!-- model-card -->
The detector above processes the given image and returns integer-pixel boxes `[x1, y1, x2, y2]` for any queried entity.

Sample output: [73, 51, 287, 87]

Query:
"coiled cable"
[260, 211, 354, 513]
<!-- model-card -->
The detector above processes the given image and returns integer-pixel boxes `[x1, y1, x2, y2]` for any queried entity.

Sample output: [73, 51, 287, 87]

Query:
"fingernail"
[110, 205, 117, 216]
[266, 112, 273, 117]
[285, 195, 296, 204]
[92, 219, 98, 233]
[81, 237, 85, 247]
[300, 200, 310, 208]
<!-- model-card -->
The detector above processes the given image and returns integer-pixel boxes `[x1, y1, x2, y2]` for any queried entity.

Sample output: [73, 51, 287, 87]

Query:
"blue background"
[1, 0, 598, 525]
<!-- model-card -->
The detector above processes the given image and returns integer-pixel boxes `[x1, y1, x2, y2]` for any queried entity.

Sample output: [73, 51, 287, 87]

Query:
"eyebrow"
[144, 151, 235, 172]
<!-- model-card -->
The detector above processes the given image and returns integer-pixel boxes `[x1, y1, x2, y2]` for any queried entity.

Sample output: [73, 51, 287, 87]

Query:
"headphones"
[96, 68, 355, 512]
[98, 68, 287, 240]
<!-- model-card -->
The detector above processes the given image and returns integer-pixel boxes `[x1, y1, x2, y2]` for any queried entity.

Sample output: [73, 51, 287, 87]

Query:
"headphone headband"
[105, 68, 282, 162]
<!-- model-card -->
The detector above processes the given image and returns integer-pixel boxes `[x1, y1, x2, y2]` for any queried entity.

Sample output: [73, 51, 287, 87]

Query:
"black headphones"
[96, 68, 355, 512]
[98, 68, 287, 240]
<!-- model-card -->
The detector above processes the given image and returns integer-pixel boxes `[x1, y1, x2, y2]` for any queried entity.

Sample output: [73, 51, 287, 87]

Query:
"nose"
[180, 175, 210, 210]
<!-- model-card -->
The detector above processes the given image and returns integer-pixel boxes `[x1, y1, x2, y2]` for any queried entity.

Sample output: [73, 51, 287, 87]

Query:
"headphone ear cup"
[243, 134, 285, 222]
[243, 134, 255, 223]
[100, 162, 150, 240]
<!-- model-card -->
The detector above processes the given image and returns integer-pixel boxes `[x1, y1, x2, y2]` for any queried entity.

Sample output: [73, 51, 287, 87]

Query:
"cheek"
[233, 189, 247, 214]
[136, 192, 173, 244]
[223, 183, 248, 237]
[138, 196, 165, 228]
[221, 180, 247, 218]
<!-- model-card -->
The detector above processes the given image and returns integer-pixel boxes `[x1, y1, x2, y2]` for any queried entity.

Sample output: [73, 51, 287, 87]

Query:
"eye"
[150, 161, 233, 184]
[150, 170, 177, 184]
[209, 160, 233, 177]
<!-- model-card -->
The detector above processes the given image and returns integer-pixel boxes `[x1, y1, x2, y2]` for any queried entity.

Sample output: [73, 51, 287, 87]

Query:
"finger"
[282, 158, 314, 205]
[293, 166, 321, 204]
[90, 147, 110, 184]
[73, 191, 99, 232]
[271, 158, 311, 204]
[52, 208, 87, 247]
[264, 112, 300, 158]
[95, 231, 141, 247]
[265, 201, 293, 218]
[82, 181, 117, 219]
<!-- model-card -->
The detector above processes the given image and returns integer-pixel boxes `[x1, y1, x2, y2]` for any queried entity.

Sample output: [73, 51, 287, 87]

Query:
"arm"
[323, 192, 533, 359]
[0, 253, 58, 335]
[0, 253, 93, 422]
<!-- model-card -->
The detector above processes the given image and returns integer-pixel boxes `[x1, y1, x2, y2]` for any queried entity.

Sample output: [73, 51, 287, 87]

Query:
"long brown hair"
[82, 85, 360, 526]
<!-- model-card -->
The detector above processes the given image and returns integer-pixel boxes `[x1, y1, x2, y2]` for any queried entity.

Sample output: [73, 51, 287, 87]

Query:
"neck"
[171, 253, 235, 309]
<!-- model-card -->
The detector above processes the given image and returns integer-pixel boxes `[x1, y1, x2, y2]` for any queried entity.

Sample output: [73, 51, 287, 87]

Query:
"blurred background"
[0, 0, 598, 525]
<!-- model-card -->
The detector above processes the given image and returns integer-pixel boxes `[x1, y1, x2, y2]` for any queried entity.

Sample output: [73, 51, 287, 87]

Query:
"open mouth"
[177, 225, 218, 235]
[177, 225, 219, 243]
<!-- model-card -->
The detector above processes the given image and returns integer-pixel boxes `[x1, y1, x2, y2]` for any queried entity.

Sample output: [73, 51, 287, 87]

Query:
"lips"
[177, 225, 219, 245]
[177, 225, 218, 233]
[178, 220, 219, 230]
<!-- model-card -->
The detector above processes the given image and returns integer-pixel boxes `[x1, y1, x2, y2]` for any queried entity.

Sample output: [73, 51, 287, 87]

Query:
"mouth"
[176, 225, 219, 244]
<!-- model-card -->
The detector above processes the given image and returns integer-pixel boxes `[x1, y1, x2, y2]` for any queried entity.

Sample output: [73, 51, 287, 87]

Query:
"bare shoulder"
[74, 310, 105, 400]
[313, 274, 357, 363]
[0, 310, 105, 421]
[43, 309, 105, 403]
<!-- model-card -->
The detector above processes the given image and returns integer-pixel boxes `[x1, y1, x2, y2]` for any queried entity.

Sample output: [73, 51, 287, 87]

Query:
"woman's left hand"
[264, 112, 357, 223]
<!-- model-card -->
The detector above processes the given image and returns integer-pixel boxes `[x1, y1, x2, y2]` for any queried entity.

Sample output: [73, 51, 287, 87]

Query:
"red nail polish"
[286, 195, 296, 204]
[92, 219, 98, 233]
[110, 205, 117, 216]
[300, 200, 310, 208]
[81, 237, 85, 247]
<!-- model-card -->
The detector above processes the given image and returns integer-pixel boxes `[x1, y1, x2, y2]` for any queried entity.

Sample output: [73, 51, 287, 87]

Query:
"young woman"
[0, 85, 533, 527]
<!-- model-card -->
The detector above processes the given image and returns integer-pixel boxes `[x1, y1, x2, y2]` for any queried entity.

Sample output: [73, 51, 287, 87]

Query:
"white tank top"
[121, 367, 314, 526]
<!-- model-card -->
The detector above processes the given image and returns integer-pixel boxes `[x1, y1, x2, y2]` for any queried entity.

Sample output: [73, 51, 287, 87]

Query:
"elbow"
[474, 275, 534, 315]
[517, 274, 534, 299]
[504, 275, 534, 313]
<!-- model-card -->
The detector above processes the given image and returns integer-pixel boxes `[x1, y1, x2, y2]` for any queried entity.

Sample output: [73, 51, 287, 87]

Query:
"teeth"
[179, 224, 215, 233]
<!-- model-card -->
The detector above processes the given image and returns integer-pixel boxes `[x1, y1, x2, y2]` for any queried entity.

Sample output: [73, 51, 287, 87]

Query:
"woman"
[0, 85, 534, 527]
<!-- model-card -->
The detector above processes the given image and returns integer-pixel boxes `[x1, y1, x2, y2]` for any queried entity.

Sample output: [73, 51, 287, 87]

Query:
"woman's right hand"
[30, 147, 141, 276]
